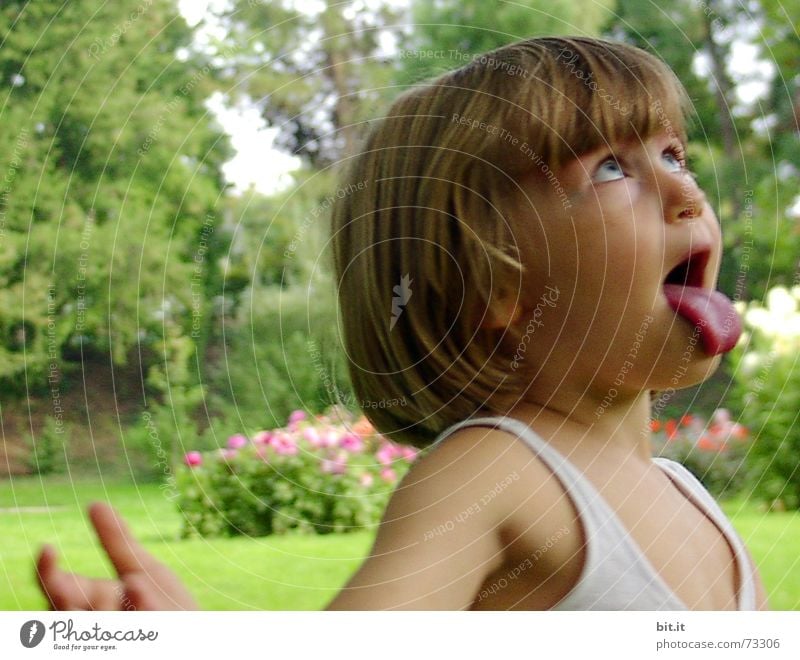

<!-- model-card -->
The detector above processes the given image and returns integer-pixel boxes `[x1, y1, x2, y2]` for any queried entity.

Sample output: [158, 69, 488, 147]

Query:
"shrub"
[26, 416, 70, 475]
[175, 407, 417, 538]
[651, 410, 751, 498]
[728, 286, 800, 510]
[204, 283, 356, 431]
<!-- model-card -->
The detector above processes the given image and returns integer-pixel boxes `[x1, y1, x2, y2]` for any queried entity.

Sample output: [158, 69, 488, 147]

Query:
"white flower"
[744, 306, 771, 333]
[766, 286, 797, 317]
[736, 330, 750, 347]
[740, 352, 761, 377]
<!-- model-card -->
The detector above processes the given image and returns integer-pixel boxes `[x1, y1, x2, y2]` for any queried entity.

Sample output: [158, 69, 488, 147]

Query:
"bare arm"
[326, 430, 512, 609]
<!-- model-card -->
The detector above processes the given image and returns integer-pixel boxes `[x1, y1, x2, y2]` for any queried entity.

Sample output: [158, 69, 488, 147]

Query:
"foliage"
[0, 0, 231, 387]
[25, 417, 70, 476]
[213, 0, 404, 167]
[176, 408, 417, 538]
[651, 410, 751, 499]
[728, 287, 800, 510]
[400, 0, 612, 84]
[204, 280, 354, 432]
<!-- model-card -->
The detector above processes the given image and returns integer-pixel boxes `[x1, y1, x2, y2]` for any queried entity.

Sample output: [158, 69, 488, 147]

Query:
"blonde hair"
[330, 36, 691, 446]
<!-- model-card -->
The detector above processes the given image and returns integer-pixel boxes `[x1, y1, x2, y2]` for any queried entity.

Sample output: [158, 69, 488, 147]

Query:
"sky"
[179, 0, 302, 196]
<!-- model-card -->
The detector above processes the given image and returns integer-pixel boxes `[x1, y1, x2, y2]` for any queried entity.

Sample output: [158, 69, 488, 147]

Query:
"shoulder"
[420, 424, 586, 591]
[327, 424, 582, 609]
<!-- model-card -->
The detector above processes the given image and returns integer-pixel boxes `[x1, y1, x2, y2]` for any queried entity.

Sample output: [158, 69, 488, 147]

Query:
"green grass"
[0, 476, 373, 610]
[1, 477, 798, 610]
[721, 499, 800, 610]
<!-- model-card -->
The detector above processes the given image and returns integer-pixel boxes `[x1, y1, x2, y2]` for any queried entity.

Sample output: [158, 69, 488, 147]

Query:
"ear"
[480, 297, 522, 330]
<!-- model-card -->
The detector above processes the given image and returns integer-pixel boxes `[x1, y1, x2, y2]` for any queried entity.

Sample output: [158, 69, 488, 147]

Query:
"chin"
[653, 351, 722, 392]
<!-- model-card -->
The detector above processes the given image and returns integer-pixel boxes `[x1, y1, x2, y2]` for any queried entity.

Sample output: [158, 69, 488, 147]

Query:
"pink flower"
[322, 429, 340, 448]
[227, 434, 248, 449]
[220, 448, 238, 460]
[376, 444, 396, 466]
[253, 431, 273, 444]
[270, 432, 299, 455]
[184, 451, 202, 467]
[400, 446, 418, 462]
[731, 423, 748, 440]
[380, 467, 397, 483]
[303, 427, 323, 448]
[712, 408, 732, 425]
[359, 472, 374, 487]
[288, 410, 307, 424]
[340, 433, 364, 453]
[321, 454, 348, 474]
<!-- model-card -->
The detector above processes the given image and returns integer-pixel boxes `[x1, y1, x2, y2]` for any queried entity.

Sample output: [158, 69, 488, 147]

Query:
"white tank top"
[431, 415, 757, 610]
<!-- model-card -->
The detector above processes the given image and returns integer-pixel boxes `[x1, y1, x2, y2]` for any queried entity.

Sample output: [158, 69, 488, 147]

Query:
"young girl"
[36, 36, 769, 611]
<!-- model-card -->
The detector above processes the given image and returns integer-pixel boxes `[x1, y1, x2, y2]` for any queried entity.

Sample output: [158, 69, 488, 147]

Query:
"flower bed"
[176, 408, 417, 537]
[650, 409, 750, 498]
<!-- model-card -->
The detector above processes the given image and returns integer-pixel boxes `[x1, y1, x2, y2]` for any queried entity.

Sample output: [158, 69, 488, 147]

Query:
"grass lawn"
[721, 499, 800, 610]
[1, 477, 798, 610]
[0, 476, 373, 610]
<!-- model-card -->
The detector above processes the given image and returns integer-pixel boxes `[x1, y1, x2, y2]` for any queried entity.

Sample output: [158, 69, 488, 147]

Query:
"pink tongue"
[662, 284, 742, 356]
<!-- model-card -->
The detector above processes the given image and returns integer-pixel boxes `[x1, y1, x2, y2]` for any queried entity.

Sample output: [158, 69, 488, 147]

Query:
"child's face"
[513, 129, 726, 396]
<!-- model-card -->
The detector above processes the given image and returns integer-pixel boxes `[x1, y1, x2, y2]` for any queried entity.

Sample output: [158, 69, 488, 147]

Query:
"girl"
[36, 36, 769, 610]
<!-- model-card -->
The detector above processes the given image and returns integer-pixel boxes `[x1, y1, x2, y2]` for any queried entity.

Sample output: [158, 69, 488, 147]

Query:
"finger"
[87, 502, 155, 578]
[36, 544, 62, 609]
[37, 544, 127, 611]
[36, 545, 91, 610]
[123, 572, 195, 611]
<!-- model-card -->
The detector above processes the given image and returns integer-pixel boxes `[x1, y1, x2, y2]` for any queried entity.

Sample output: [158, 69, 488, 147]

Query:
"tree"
[211, 0, 404, 169]
[0, 0, 232, 387]
[400, 0, 613, 83]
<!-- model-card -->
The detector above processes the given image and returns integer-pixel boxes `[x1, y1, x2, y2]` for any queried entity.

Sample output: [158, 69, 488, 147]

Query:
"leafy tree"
[0, 0, 231, 387]
[212, 0, 404, 168]
[401, 0, 613, 83]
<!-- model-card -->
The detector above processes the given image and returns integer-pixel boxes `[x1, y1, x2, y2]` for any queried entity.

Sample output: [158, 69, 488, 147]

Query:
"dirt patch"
[0, 353, 148, 477]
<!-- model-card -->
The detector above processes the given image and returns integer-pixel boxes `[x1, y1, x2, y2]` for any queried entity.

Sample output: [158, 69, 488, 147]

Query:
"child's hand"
[36, 502, 198, 611]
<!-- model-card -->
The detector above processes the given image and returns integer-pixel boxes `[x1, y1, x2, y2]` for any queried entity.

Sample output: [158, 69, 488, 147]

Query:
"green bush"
[728, 287, 800, 510]
[204, 283, 356, 431]
[26, 416, 70, 475]
[176, 407, 416, 538]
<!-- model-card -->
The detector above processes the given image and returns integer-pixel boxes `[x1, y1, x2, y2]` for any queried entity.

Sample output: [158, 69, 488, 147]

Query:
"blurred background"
[0, 0, 798, 609]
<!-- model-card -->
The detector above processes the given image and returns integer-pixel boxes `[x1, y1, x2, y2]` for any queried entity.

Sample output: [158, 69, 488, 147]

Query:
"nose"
[660, 169, 706, 224]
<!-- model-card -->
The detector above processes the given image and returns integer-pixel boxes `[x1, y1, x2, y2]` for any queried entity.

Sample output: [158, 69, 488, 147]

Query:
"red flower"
[697, 434, 728, 451]
[649, 419, 661, 432]
[680, 414, 694, 427]
[665, 419, 678, 440]
[732, 424, 749, 440]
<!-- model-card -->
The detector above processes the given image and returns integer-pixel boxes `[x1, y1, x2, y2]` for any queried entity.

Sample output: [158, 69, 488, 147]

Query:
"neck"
[503, 385, 654, 461]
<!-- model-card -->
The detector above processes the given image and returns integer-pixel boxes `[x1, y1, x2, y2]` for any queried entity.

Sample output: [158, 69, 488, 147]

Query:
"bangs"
[469, 37, 693, 176]
[541, 38, 692, 166]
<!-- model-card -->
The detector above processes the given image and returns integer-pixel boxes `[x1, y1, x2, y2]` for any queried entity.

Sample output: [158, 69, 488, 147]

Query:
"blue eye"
[592, 158, 625, 183]
[662, 149, 685, 173]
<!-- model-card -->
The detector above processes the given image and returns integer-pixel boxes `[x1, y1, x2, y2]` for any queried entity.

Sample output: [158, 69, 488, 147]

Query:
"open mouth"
[663, 250, 709, 289]
[661, 247, 742, 356]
